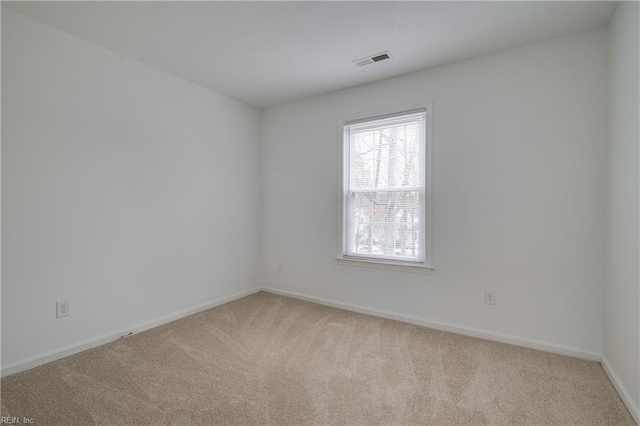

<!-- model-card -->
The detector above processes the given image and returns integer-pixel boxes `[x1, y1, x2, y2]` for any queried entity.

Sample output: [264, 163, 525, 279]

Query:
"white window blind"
[342, 109, 427, 265]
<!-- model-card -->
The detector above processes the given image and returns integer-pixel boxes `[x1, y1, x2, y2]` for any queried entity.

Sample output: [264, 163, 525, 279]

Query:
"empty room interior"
[1, 1, 639, 425]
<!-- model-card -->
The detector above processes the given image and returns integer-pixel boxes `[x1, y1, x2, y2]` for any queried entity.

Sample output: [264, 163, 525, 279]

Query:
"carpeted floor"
[0, 292, 634, 425]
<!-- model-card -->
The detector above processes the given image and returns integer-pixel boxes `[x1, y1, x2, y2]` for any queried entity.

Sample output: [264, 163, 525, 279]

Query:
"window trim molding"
[336, 101, 434, 270]
[336, 256, 434, 274]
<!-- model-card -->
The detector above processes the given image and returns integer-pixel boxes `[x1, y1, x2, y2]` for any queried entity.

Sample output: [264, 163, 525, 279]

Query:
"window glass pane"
[351, 122, 421, 190]
[347, 190, 421, 260]
[354, 223, 370, 253]
[354, 193, 373, 223]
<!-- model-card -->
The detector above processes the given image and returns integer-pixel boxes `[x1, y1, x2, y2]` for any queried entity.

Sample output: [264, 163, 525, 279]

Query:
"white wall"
[1, 9, 261, 369]
[261, 28, 609, 357]
[3, 3, 628, 391]
[603, 1, 640, 419]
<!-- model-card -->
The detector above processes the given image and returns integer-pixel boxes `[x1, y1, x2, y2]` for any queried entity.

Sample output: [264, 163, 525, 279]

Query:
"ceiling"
[3, 1, 618, 109]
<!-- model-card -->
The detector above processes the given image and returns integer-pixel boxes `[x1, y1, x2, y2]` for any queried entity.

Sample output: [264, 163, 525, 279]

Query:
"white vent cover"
[353, 52, 391, 67]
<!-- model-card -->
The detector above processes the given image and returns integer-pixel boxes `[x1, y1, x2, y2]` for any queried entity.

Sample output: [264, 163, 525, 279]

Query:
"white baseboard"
[1, 287, 261, 377]
[5, 284, 635, 423]
[0, 285, 606, 380]
[261, 287, 602, 362]
[601, 355, 640, 424]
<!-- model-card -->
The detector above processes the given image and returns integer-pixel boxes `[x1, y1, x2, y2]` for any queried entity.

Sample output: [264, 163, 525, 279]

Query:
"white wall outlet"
[484, 291, 496, 306]
[277, 263, 284, 273]
[56, 300, 70, 318]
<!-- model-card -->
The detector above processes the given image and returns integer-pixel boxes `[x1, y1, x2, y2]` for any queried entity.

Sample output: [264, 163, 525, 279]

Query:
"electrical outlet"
[56, 300, 70, 318]
[277, 263, 284, 273]
[484, 291, 496, 306]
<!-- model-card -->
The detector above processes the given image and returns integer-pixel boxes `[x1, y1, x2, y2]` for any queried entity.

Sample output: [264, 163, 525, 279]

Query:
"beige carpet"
[1, 292, 634, 425]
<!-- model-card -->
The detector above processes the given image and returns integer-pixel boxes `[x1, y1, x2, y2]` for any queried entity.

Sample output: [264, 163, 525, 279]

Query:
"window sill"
[335, 256, 434, 274]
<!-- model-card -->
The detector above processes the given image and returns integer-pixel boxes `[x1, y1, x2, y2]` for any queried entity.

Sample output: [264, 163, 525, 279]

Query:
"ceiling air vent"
[353, 52, 391, 67]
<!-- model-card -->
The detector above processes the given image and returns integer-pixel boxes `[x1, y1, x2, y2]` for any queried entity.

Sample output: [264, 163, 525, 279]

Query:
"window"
[341, 108, 430, 267]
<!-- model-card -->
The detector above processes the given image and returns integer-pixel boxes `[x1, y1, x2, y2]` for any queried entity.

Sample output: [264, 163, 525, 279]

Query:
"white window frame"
[337, 103, 433, 271]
